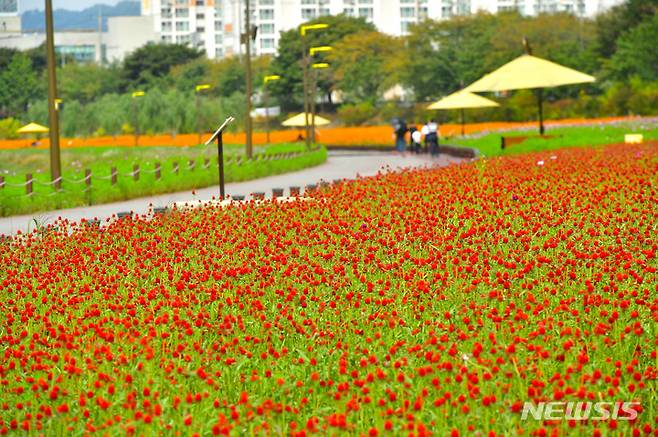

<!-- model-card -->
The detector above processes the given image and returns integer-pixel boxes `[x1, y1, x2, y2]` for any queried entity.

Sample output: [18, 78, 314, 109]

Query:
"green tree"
[329, 31, 403, 103]
[402, 13, 497, 101]
[270, 14, 376, 110]
[59, 63, 121, 103]
[608, 14, 658, 81]
[593, 0, 657, 59]
[0, 53, 42, 117]
[120, 43, 203, 91]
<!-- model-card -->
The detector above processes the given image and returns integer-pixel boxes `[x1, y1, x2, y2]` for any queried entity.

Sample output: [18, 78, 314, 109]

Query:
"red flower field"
[0, 143, 656, 436]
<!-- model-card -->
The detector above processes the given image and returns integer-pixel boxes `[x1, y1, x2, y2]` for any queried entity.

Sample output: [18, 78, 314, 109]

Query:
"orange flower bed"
[0, 116, 638, 150]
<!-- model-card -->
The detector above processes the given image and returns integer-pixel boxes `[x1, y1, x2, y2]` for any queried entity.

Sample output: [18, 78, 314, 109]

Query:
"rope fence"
[0, 150, 307, 202]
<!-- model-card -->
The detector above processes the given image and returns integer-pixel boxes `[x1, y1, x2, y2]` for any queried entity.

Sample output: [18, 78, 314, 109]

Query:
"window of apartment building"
[301, 0, 316, 4]
[260, 0, 274, 4]
[196, 13, 205, 20]
[215, 48, 224, 58]
[162, 21, 173, 31]
[162, 35, 173, 43]
[176, 34, 191, 43]
[343, 7, 354, 15]
[358, 7, 373, 18]
[441, 6, 452, 16]
[176, 21, 190, 31]
[197, 26, 205, 33]
[196, 0, 205, 5]
[319, 8, 330, 15]
[215, 21, 223, 31]
[419, 6, 428, 18]
[302, 8, 316, 19]
[358, 0, 373, 4]
[161, 7, 172, 18]
[400, 7, 415, 17]
[215, 34, 223, 44]
[400, 21, 410, 34]
[343, 0, 355, 4]
[214, 6, 222, 16]
[175, 8, 189, 18]
[176, 0, 186, 4]
[260, 23, 275, 34]
[260, 9, 274, 19]
[261, 38, 275, 49]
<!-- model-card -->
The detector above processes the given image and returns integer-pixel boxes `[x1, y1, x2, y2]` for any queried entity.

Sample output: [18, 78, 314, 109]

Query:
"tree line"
[0, 0, 656, 138]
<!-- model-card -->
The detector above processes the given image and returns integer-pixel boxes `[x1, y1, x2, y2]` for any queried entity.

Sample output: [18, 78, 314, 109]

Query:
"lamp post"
[263, 75, 281, 145]
[300, 23, 328, 149]
[45, 0, 62, 190]
[131, 91, 145, 146]
[310, 63, 329, 144]
[195, 84, 211, 144]
[242, 0, 257, 158]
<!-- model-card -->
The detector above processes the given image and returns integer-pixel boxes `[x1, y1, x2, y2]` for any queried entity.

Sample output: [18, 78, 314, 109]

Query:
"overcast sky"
[20, 0, 126, 12]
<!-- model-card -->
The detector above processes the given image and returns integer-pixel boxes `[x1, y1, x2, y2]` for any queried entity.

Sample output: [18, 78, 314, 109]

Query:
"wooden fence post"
[133, 164, 140, 182]
[0, 176, 4, 189]
[85, 169, 91, 189]
[111, 167, 117, 185]
[26, 173, 33, 196]
[155, 162, 161, 180]
[204, 158, 210, 169]
[173, 162, 179, 175]
[188, 159, 195, 171]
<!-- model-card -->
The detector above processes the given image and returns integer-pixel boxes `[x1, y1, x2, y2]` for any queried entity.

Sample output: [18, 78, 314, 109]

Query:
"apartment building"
[141, 0, 619, 59]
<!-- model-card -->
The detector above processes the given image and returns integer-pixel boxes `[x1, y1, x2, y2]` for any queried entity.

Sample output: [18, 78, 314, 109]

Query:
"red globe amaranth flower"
[0, 143, 656, 435]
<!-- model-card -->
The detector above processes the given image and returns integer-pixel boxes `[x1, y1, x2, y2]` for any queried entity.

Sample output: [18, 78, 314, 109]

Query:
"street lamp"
[308, 45, 332, 145]
[300, 23, 329, 149]
[45, 0, 62, 190]
[263, 75, 281, 145]
[131, 91, 145, 146]
[310, 63, 329, 144]
[195, 84, 211, 144]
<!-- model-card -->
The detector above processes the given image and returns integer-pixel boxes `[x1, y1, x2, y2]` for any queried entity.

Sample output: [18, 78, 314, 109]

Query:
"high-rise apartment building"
[141, 0, 618, 59]
[0, 0, 21, 34]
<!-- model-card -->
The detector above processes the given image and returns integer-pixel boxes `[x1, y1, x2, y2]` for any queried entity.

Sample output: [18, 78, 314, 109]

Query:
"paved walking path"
[0, 151, 465, 236]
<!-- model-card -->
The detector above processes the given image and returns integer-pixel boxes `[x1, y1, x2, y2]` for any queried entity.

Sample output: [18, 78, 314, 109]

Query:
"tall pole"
[132, 98, 139, 146]
[311, 69, 317, 144]
[460, 108, 465, 136]
[196, 92, 201, 145]
[45, 0, 61, 190]
[302, 38, 310, 149]
[537, 88, 545, 135]
[244, 0, 254, 158]
[264, 85, 270, 144]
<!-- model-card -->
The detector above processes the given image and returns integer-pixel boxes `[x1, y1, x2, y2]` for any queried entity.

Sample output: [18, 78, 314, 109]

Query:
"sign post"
[205, 116, 235, 199]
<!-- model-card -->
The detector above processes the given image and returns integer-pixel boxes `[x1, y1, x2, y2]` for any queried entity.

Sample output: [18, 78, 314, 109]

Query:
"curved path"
[0, 151, 465, 236]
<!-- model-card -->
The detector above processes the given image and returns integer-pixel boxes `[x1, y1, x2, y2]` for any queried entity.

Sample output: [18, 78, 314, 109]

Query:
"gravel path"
[0, 151, 465, 236]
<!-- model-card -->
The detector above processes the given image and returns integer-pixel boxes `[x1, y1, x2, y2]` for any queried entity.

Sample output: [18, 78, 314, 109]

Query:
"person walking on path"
[408, 123, 418, 153]
[422, 119, 440, 156]
[411, 126, 422, 154]
[392, 118, 408, 153]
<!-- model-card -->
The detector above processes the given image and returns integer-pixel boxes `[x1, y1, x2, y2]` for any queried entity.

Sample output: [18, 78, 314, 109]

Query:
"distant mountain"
[21, 1, 140, 32]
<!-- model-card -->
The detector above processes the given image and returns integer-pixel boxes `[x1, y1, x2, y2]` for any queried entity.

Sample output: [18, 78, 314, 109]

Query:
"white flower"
[537, 160, 545, 166]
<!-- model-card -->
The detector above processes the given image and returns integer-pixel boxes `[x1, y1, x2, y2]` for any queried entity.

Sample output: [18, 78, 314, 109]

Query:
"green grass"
[449, 121, 658, 157]
[0, 143, 327, 217]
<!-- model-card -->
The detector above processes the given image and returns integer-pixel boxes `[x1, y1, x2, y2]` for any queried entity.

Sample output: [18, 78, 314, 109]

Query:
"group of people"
[393, 119, 440, 155]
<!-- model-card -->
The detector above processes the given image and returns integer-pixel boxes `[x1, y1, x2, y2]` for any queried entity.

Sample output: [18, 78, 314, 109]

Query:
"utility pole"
[45, 0, 62, 190]
[244, 0, 254, 158]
